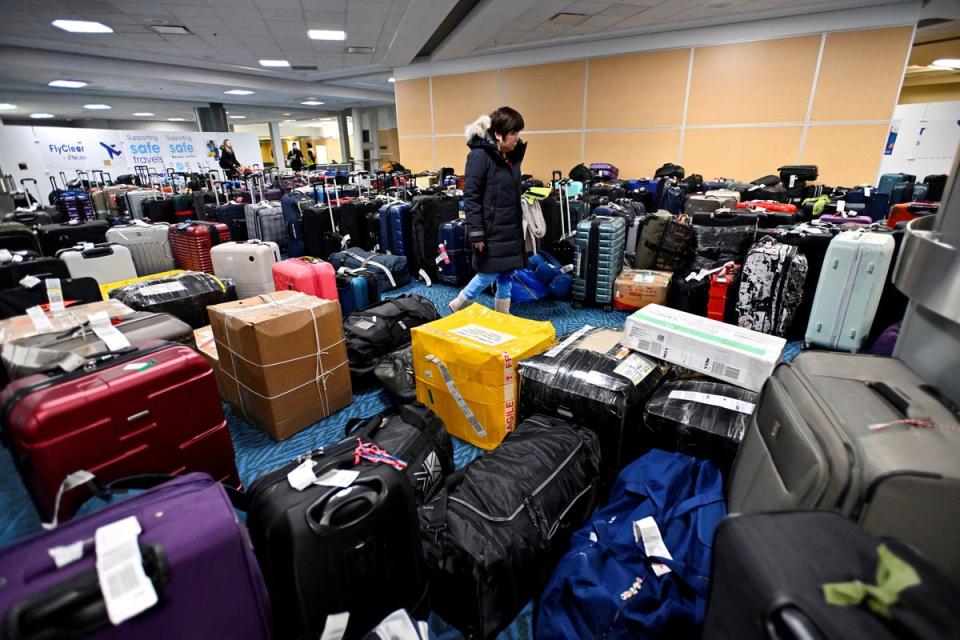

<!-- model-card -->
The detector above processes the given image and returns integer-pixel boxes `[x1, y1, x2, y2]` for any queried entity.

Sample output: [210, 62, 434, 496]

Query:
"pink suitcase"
[272, 256, 337, 300]
[819, 213, 871, 226]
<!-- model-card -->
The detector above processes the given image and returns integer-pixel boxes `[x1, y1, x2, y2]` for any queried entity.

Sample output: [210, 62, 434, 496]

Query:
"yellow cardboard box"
[412, 305, 555, 449]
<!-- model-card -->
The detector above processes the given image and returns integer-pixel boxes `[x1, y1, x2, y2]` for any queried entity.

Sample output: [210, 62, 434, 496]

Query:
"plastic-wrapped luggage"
[105, 222, 176, 276]
[691, 210, 758, 263]
[643, 379, 758, 474]
[420, 416, 601, 639]
[0, 473, 271, 640]
[373, 345, 416, 405]
[518, 327, 668, 485]
[108, 271, 237, 329]
[572, 215, 626, 309]
[210, 240, 279, 300]
[328, 248, 411, 292]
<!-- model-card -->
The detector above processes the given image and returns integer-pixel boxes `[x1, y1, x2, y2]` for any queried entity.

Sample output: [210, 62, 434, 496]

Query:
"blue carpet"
[0, 280, 803, 639]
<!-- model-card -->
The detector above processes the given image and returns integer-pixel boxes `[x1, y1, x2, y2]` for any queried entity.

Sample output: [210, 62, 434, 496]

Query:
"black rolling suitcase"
[704, 511, 960, 640]
[410, 194, 459, 282]
[247, 442, 428, 640]
[337, 200, 381, 251]
[302, 202, 344, 259]
[0, 277, 102, 320]
[0, 256, 68, 291]
[0, 222, 41, 255]
[36, 221, 109, 257]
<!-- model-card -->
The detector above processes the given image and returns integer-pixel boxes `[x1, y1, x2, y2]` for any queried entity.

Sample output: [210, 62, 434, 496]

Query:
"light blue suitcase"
[804, 230, 895, 352]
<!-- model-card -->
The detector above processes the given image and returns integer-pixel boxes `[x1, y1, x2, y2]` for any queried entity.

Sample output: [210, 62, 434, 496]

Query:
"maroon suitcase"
[169, 221, 231, 273]
[0, 340, 240, 522]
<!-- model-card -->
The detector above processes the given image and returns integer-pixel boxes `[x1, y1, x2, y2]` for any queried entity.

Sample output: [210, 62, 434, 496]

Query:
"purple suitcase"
[589, 162, 619, 180]
[0, 473, 271, 640]
[819, 213, 871, 226]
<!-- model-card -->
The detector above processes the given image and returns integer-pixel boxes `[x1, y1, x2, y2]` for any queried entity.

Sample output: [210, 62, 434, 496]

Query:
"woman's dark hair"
[489, 106, 524, 137]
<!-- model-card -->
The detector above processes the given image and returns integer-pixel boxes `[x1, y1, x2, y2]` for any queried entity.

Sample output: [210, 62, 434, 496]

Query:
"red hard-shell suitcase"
[272, 257, 338, 300]
[735, 200, 797, 213]
[885, 201, 938, 229]
[708, 262, 741, 323]
[0, 340, 240, 522]
[169, 221, 231, 273]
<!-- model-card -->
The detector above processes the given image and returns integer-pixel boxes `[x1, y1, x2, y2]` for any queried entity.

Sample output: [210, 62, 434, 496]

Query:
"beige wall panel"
[398, 137, 434, 173]
[395, 78, 432, 136]
[502, 61, 586, 131]
[435, 136, 470, 173]
[899, 83, 960, 104]
[584, 129, 682, 178]
[682, 127, 803, 180]
[587, 49, 689, 129]
[812, 27, 913, 121]
[431, 70, 501, 135]
[800, 124, 888, 186]
[687, 36, 820, 125]
[520, 133, 582, 182]
[378, 128, 399, 161]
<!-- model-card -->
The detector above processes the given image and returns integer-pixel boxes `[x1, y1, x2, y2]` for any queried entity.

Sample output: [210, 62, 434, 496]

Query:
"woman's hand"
[472, 241, 485, 253]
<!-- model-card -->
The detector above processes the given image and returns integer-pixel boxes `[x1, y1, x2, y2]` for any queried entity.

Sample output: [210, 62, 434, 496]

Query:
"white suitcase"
[57, 243, 138, 285]
[105, 222, 175, 276]
[704, 189, 741, 203]
[210, 240, 280, 299]
[124, 189, 161, 220]
[804, 230, 894, 352]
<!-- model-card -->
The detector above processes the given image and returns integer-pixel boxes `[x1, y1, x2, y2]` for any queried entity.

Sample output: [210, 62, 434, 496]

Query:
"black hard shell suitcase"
[36, 221, 109, 257]
[572, 215, 626, 309]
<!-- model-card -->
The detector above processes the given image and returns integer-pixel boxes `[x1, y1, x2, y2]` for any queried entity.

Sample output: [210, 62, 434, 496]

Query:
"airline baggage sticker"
[448, 324, 516, 346]
[613, 353, 657, 385]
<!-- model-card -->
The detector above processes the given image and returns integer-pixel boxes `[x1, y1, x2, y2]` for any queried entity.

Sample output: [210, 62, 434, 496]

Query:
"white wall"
[878, 101, 960, 180]
[378, 106, 397, 130]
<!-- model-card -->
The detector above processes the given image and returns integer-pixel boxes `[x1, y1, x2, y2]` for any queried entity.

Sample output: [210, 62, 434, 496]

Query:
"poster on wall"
[877, 102, 960, 181]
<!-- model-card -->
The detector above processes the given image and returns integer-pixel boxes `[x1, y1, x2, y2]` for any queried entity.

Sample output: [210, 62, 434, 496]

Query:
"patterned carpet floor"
[0, 280, 804, 639]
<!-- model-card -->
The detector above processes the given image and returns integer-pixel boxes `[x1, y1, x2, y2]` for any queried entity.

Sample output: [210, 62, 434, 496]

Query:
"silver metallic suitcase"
[105, 222, 175, 276]
[210, 240, 280, 299]
[124, 189, 161, 220]
[56, 243, 137, 284]
[727, 351, 960, 582]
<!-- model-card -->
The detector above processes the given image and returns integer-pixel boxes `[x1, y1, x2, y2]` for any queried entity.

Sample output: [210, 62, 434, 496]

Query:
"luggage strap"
[424, 354, 487, 439]
[343, 250, 396, 288]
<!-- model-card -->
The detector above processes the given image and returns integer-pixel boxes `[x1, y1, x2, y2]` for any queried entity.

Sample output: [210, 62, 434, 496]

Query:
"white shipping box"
[622, 304, 786, 392]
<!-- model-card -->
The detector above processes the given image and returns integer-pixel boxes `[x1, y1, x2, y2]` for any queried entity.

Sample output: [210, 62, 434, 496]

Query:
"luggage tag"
[287, 459, 318, 491]
[95, 515, 159, 625]
[789, 175, 797, 188]
[836, 200, 846, 213]
[319, 612, 350, 640]
[340, 234, 351, 249]
[0, 249, 11, 264]
[26, 305, 54, 332]
[864, 186, 871, 198]
[19, 275, 41, 289]
[87, 310, 131, 351]
[634, 516, 673, 577]
[45, 278, 65, 312]
[436, 244, 450, 265]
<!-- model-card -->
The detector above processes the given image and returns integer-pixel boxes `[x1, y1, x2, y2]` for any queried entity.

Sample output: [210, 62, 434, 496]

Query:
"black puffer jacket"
[463, 114, 528, 273]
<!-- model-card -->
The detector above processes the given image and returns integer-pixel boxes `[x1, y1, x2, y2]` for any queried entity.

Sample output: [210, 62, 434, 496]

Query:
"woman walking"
[218, 139, 241, 179]
[448, 106, 526, 315]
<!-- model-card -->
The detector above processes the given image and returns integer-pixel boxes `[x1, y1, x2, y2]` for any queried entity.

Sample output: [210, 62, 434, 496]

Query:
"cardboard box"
[0, 299, 134, 345]
[412, 304, 556, 450]
[613, 269, 672, 311]
[193, 325, 230, 399]
[622, 304, 785, 392]
[208, 291, 352, 440]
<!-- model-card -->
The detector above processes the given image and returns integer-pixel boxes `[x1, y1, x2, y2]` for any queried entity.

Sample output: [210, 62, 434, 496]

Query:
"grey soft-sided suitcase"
[105, 221, 175, 276]
[727, 351, 960, 583]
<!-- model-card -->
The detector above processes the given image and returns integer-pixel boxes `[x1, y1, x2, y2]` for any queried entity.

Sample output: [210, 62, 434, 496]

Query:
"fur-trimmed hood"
[464, 114, 492, 141]
[464, 113, 526, 164]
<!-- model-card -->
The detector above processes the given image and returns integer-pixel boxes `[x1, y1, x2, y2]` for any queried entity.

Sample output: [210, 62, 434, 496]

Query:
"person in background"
[287, 142, 304, 172]
[448, 106, 527, 315]
[305, 142, 317, 169]
[219, 139, 241, 178]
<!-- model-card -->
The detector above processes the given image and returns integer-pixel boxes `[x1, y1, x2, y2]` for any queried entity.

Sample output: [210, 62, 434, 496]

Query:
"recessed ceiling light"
[168, 117, 186, 122]
[346, 46, 375, 54]
[388, 77, 395, 83]
[84, 104, 111, 110]
[284, 119, 297, 122]
[49, 79, 88, 88]
[282, 113, 292, 116]
[259, 59, 290, 67]
[307, 29, 346, 41]
[224, 89, 255, 95]
[301, 100, 324, 106]
[133, 112, 154, 117]
[150, 25, 191, 35]
[52, 20, 113, 33]
[0, 104, 17, 111]
[229, 115, 246, 119]
[930, 58, 960, 70]
[31, 113, 56, 119]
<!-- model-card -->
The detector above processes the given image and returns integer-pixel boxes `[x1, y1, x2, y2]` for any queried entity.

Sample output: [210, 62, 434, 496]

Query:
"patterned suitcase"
[57, 243, 138, 285]
[271, 256, 338, 300]
[211, 240, 280, 299]
[169, 221, 231, 274]
[0, 341, 240, 522]
[36, 221, 109, 257]
[437, 218, 473, 287]
[804, 230, 894, 351]
[736, 236, 808, 337]
[105, 222, 176, 276]
[572, 215, 626, 309]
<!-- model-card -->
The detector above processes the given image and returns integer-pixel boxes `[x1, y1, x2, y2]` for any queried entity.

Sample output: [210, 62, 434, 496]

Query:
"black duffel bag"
[344, 402, 453, 503]
[419, 415, 601, 639]
[344, 294, 438, 377]
[374, 345, 416, 405]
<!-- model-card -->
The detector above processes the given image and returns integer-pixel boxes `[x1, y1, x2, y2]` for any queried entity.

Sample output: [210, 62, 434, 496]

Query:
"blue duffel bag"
[536, 449, 726, 640]
[528, 251, 573, 299]
[507, 268, 549, 303]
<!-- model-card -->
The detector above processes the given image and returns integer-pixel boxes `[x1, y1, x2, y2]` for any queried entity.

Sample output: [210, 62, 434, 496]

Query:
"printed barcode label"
[668, 390, 756, 415]
[633, 516, 673, 577]
[710, 360, 741, 381]
[94, 516, 158, 625]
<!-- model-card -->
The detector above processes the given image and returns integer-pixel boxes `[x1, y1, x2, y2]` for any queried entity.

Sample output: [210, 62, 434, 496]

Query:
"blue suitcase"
[572, 215, 626, 309]
[437, 218, 473, 287]
[281, 192, 314, 257]
[865, 191, 891, 221]
[379, 203, 413, 260]
[877, 172, 915, 195]
[336, 269, 381, 314]
[214, 202, 247, 242]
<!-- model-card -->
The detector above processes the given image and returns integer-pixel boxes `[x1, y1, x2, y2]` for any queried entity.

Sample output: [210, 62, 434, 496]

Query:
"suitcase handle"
[80, 245, 114, 258]
[306, 480, 382, 535]
[765, 605, 826, 640]
[868, 381, 910, 415]
[0, 544, 171, 640]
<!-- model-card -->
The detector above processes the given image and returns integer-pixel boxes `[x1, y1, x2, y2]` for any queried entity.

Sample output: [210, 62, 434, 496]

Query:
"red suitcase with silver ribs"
[169, 221, 231, 273]
[708, 261, 741, 323]
[0, 340, 240, 523]
[735, 200, 797, 213]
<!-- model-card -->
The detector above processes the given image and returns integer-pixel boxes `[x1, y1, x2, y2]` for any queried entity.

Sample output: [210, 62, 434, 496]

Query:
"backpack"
[343, 294, 439, 376]
[633, 212, 694, 271]
[736, 236, 808, 337]
[537, 449, 725, 640]
[569, 164, 592, 183]
[654, 162, 685, 179]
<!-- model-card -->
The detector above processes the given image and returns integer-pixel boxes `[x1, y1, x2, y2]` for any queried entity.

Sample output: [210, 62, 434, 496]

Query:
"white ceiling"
[0, 0, 954, 126]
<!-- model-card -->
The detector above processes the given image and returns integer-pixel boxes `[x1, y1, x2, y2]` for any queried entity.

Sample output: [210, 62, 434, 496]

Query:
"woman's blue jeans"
[462, 271, 513, 300]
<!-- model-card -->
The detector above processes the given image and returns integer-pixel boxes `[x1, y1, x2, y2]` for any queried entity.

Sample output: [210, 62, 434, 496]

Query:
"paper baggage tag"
[19, 275, 41, 289]
[668, 390, 756, 414]
[95, 516, 159, 626]
[341, 234, 351, 249]
[48, 539, 85, 568]
[82, 242, 95, 250]
[319, 612, 350, 640]
[634, 516, 673, 577]
[45, 278, 65, 312]
[836, 200, 846, 213]
[26, 305, 54, 332]
[436, 243, 450, 265]
[613, 353, 657, 386]
[864, 186, 871, 197]
[0, 249, 11, 264]
[287, 459, 318, 491]
[789, 175, 797, 188]
[58, 352, 88, 373]
[88, 311, 131, 351]
[560, 264, 574, 273]
[314, 469, 358, 488]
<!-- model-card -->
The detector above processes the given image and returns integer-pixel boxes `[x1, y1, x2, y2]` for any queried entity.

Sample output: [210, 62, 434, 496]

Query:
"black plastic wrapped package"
[644, 379, 759, 475]
[518, 326, 669, 487]
[109, 271, 237, 329]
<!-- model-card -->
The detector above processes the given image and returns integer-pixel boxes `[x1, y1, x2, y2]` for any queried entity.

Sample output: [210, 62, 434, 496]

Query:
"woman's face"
[497, 131, 520, 153]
